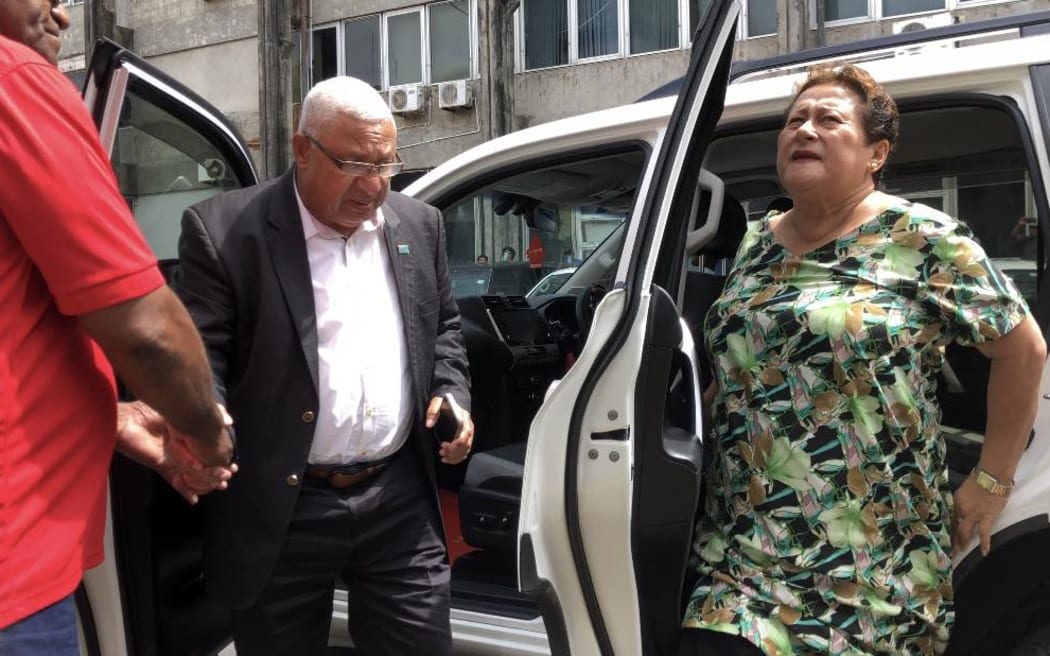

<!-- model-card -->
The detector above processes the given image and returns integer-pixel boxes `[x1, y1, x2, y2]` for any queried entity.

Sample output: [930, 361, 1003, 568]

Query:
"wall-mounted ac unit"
[387, 84, 424, 114]
[891, 12, 954, 35]
[438, 80, 474, 110]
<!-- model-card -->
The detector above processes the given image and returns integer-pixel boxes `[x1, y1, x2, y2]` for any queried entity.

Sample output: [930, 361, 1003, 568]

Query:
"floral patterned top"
[683, 202, 1029, 655]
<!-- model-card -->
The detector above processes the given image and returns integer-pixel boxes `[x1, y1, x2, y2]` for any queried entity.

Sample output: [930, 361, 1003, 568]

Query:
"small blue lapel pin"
[397, 243, 410, 254]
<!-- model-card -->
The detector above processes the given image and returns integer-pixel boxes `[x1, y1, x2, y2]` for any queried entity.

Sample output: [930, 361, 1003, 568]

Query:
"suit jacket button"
[302, 411, 315, 423]
[286, 474, 301, 486]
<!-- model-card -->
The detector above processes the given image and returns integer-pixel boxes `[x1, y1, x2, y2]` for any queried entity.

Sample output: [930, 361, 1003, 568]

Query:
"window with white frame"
[519, 0, 774, 72]
[311, 1, 476, 90]
[430, 0, 472, 82]
[345, 17, 382, 88]
[386, 9, 424, 86]
[822, 0, 1015, 24]
[744, 0, 777, 37]
[631, 0, 679, 54]
[692, 0, 776, 38]
[522, 0, 692, 71]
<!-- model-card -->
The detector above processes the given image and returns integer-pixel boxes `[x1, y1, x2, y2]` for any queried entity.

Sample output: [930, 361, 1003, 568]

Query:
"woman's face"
[776, 83, 888, 202]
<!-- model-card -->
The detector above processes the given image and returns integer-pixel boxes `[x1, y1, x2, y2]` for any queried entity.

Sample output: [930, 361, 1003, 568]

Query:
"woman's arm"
[953, 315, 1046, 556]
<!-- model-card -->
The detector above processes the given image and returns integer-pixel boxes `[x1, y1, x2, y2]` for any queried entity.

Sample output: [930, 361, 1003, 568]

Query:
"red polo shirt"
[0, 37, 164, 628]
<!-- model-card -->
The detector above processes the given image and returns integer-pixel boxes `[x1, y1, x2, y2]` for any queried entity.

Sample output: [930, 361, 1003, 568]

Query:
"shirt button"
[365, 406, 375, 417]
[286, 474, 301, 486]
[302, 411, 315, 423]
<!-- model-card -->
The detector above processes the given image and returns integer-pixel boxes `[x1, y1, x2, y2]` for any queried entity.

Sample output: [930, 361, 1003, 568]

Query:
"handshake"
[117, 400, 238, 505]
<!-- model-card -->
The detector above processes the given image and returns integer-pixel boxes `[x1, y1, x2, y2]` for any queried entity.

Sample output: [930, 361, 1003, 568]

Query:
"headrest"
[702, 194, 747, 260]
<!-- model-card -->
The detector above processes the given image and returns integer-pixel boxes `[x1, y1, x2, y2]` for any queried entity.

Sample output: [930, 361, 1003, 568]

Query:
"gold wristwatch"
[971, 465, 1014, 497]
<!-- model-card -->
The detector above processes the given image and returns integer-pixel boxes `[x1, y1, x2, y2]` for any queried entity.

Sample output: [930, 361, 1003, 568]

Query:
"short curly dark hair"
[787, 63, 900, 183]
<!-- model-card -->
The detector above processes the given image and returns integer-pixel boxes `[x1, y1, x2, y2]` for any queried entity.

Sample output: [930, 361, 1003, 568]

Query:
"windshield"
[439, 148, 646, 298]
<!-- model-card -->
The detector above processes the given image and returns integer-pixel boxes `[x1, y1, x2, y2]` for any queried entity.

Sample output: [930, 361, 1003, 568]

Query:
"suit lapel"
[266, 170, 320, 394]
[381, 204, 422, 403]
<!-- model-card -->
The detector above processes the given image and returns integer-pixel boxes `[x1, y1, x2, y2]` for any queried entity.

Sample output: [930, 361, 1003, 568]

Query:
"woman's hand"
[951, 476, 1008, 557]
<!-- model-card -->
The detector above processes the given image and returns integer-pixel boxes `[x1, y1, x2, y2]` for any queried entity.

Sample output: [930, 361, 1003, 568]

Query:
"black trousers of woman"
[678, 628, 766, 656]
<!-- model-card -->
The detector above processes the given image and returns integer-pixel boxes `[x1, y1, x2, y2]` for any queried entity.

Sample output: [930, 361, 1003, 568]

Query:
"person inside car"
[680, 63, 1046, 655]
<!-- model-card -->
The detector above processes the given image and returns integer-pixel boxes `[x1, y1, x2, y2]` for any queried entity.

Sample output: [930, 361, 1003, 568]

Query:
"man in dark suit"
[176, 76, 473, 655]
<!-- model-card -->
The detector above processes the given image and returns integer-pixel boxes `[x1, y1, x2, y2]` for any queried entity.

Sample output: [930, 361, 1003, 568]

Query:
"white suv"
[80, 4, 1050, 654]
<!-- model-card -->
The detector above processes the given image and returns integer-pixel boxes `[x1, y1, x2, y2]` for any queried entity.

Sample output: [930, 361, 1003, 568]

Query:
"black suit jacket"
[176, 169, 470, 607]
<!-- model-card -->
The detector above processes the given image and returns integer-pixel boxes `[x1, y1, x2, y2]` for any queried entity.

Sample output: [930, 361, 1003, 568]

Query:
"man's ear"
[291, 133, 311, 167]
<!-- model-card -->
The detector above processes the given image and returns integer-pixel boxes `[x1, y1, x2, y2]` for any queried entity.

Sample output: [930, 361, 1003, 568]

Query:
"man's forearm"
[81, 286, 223, 443]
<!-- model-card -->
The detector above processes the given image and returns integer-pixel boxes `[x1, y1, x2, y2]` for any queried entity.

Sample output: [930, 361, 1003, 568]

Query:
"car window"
[441, 148, 647, 298]
[110, 84, 246, 262]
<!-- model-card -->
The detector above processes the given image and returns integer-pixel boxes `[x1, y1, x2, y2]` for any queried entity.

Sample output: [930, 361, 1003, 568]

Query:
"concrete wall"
[60, 3, 87, 58]
[513, 0, 1050, 129]
[393, 88, 488, 170]
[129, 0, 257, 57]
[513, 50, 690, 128]
[145, 38, 261, 157]
[819, 1, 1050, 46]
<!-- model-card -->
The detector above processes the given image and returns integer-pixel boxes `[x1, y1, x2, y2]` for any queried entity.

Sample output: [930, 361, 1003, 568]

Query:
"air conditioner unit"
[387, 84, 424, 114]
[891, 12, 954, 35]
[437, 80, 474, 110]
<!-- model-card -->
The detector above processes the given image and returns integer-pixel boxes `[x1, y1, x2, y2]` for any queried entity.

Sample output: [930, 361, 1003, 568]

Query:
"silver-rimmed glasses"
[304, 134, 404, 178]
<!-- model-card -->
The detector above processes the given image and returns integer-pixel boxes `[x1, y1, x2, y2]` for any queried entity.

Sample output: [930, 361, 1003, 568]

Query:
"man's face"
[292, 114, 398, 236]
[0, 0, 70, 65]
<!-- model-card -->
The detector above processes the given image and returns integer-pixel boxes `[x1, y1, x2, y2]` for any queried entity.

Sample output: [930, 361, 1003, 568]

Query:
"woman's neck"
[774, 186, 886, 255]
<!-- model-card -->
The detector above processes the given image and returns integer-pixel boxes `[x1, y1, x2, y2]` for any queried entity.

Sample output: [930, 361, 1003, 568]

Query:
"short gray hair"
[298, 76, 393, 135]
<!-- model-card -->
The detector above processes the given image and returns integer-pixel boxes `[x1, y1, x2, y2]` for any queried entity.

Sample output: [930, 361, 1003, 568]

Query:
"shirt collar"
[294, 180, 385, 240]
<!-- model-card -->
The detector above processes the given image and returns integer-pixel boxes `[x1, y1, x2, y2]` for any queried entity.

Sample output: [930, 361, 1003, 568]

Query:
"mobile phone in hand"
[433, 393, 463, 444]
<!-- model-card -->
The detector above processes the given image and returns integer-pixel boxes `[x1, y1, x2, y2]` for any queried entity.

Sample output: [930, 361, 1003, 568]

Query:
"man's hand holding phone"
[425, 393, 474, 465]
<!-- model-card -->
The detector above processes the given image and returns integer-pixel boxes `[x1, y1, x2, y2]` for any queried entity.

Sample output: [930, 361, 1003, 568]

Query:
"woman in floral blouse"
[680, 64, 1046, 655]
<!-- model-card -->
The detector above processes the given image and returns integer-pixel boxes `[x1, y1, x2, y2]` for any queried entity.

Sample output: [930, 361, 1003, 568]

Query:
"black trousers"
[229, 448, 451, 656]
[678, 628, 766, 656]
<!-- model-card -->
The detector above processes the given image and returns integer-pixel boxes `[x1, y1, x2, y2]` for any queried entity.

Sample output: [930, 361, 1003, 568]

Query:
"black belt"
[304, 455, 394, 489]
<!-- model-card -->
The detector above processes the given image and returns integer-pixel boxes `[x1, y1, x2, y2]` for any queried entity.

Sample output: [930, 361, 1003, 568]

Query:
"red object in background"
[527, 231, 545, 269]
[440, 489, 477, 564]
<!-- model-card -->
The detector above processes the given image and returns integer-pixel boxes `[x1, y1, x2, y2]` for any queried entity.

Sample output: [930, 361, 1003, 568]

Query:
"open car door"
[518, 1, 741, 654]
[78, 39, 258, 656]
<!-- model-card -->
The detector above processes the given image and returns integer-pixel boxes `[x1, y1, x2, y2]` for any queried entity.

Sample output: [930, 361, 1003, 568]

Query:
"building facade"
[59, 0, 1050, 274]
[61, 0, 1050, 174]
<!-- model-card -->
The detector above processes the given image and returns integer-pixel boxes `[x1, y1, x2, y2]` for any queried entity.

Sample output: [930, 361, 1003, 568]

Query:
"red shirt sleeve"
[0, 58, 163, 315]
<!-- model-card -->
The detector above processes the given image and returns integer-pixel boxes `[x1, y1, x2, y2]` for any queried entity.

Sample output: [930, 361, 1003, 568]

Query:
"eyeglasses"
[304, 134, 404, 178]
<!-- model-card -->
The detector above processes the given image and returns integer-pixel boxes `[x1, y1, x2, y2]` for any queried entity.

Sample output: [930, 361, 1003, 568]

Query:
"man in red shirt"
[0, 1, 236, 653]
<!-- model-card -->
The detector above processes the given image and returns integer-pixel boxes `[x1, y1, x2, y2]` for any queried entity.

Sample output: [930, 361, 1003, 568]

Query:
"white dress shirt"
[295, 186, 414, 465]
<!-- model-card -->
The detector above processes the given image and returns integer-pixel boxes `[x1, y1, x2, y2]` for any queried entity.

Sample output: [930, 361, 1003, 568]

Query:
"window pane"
[311, 27, 337, 84]
[344, 17, 381, 88]
[882, 0, 945, 17]
[387, 12, 423, 86]
[689, 0, 714, 40]
[746, 0, 776, 37]
[430, 0, 471, 82]
[826, 0, 868, 21]
[630, 0, 678, 53]
[524, 0, 568, 69]
[578, 0, 618, 58]
[111, 82, 243, 262]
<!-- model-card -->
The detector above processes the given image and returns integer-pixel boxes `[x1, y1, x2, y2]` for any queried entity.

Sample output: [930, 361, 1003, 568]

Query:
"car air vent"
[482, 294, 530, 309]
